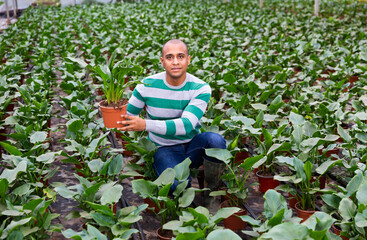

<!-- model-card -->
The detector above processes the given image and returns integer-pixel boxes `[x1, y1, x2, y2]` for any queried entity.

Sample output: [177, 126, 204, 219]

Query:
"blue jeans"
[153, 132, 226, 192]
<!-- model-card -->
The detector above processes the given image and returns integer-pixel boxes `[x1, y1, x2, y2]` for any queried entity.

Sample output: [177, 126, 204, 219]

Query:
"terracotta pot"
[220, 200, 247, 231]
[318, 148, 339, 159]
[7, 98, 17, 112]
[99, 100, 127, 129]
[144, 198, 163, 214]
[156, 227, 173, 240]
[332, 224, 349, 240]
[295, 202, 315, 222]
[96, 88, 104, 96]
[310, 175, 327, 189]
[120, 139, 134, 157]
[234, 151, 249, 165]
[74, 161, 86, 177]
[256, 171, 279, 193]
[288, 192, 301, 209]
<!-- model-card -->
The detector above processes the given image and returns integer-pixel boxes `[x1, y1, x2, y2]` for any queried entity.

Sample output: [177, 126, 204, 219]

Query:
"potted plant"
[253, 126, 292, 193]
[205, 148, 263, 230]
[322, 171, 367, 240]
[241, 190, 295, 238]
[275, 156, 341, 222]
[131, 158, 199, 239]
[67, 52, 142, 129]
[163, 206, 241, 239]
[256, 212, 340, 240]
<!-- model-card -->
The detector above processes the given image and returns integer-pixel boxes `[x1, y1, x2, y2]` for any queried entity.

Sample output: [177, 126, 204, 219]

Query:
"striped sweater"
[127, 72, 211, 146]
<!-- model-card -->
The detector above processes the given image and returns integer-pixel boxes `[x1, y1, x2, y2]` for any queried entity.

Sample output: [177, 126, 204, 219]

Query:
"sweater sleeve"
[126, 84, 145, 116]
[145, 84, 211, 136]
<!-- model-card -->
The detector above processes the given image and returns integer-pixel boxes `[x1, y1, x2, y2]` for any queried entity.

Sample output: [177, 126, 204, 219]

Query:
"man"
[117, 39, 226, 212]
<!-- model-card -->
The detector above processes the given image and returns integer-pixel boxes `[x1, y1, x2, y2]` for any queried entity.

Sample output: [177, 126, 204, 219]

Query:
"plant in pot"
[67, 52, 142, 129]
[321, 171, 367, 240]
[163, 206, 242, 239]
[205, 148, 263, 231]
[252, 126, 292, 193]
[64, 200, 148, 239]
[275, 156, 341, 222]
[131, 158, 200, 239]
[240, 189, 296, 238]
[255, 211, 340, 240]
[119, 134, 158, 181]
[53, 174, 123, 215]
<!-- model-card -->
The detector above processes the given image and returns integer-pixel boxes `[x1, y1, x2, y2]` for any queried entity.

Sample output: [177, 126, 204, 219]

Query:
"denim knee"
[204, 132, 226, 149]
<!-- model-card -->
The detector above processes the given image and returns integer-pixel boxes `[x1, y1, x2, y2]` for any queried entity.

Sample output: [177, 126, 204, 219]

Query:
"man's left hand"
[117, 115, 146, 132]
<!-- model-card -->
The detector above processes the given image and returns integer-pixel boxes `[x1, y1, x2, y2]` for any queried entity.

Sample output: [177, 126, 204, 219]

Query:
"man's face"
[160, 42, 191, 81]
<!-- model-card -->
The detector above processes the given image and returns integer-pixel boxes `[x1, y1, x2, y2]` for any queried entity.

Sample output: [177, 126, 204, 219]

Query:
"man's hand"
[117, 115, 146, 132]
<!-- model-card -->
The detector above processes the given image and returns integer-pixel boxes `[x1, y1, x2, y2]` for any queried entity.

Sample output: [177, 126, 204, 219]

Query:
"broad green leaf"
[132, 179, 157, 199]
[87, 224, 108, 239]
[239, 155, 264, 171]
[179, 188, 195, 208]
[67, 57, 88, 68]
[260, 222, 309, 240]
[90, 212, 115, 227]
[205, 148, 232, 164]
[289, 112, 305, 126]
[0, 142, 22, 156]
[30, 131, 48, 144]
[154, 168, 175, 186]
[67, 119, 83, 132]
[339, 198, 356, 221]
[174, 158, 191, 181]
[251, 103, 267, 111]
[212, 207, 241, 224]
[207, 229, 241, 240]
[337, 125, 351, 143]
[263, 190, 287, 219]
[0, 161, 27, 183]
[100, 184, 123, 205]
[346, 172, 363, 197]
[356, 182, 367, 205]
[108, 154, 123, 176]
[293, 125, 303, 145]
[316, 160, 342, 175]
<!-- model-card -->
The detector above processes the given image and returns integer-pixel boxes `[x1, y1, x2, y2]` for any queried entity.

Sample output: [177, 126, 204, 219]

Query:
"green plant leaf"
[207, 229, 241, 240]
[346, 172, 363, 197]
[66, 119, 83, 133]
[205, 148, 232, 164]
[30, 131, 48, 144]
[212, 207, 241, 224]
[289, 112, 305, 126]
[154, 168, 175, 186]
[260, 222, 309, 240]
[179, 188, 195, 208]
[239, 155, 264, 171]
[0, 161, 27, 183]
[0, 142, 22, 156]
[337, 125, 351, 143]
[174, 158, 191, 181]
[100, 184, 123, 205]
[356, 182, 367, 205]
[132, 179, 158, 199]
[338, 198, 356, 221]
[108, 154, 123, 176]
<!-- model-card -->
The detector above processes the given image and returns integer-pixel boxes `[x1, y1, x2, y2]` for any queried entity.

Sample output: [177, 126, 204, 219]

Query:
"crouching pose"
[118, 39, 226, 212]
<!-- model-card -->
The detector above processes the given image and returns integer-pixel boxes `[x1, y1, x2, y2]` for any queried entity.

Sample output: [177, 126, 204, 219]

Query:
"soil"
[99, 98, 129, 108]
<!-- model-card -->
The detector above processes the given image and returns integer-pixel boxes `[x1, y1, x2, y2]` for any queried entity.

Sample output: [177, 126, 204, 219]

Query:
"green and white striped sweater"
[127, 72, 211, 146]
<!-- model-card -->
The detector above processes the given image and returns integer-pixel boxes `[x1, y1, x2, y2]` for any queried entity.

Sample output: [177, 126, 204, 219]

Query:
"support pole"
[260, 0, 263, 7]
[4, 0, 11, 24]
[314, 0, 319, 17]
[14, 0, 18, 18]
[12, 0, 17, 18]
